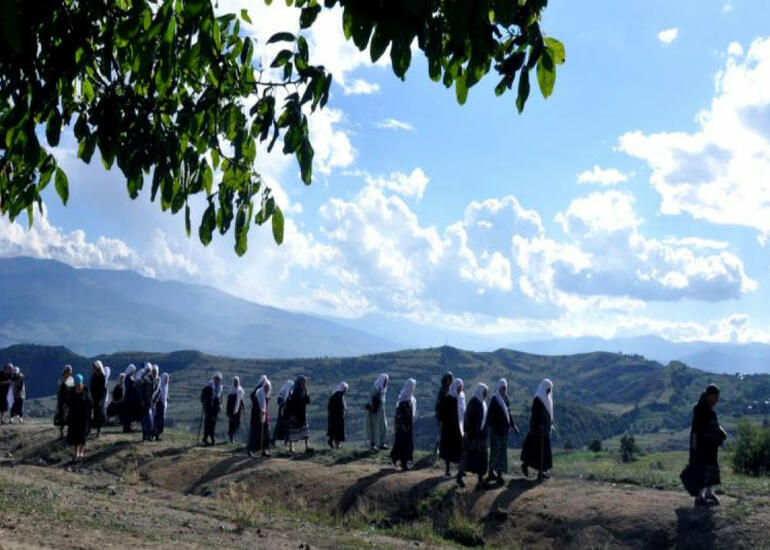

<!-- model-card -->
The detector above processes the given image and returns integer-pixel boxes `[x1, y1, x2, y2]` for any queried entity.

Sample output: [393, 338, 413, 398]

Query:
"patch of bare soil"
[1, 422, 768, 550]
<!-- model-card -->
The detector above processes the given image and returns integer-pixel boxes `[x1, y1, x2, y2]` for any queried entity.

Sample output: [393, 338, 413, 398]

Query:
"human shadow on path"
[336, 467, 400, 515]
[675, 505, 717, 550]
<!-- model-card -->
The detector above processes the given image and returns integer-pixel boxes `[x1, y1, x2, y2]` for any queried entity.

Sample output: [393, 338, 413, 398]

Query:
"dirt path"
[1, 422, 768, 550]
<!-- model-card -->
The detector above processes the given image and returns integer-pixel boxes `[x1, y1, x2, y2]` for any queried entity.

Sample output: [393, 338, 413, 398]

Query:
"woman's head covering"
[92, 360, 104, 374]
[705, 384, 720, 395]
[493, 378, 508, 410]
[232, 376, 241, 389]
[212, 371, 223, 382]
[124, 364, 136, 377]
[374, 373, 389, 392]
[398, 378, 417, 417]
[534, 379, 554, 421]
[292, 375, 307, 396]
[229, 376, 245, 412]
[117, 373, 125, 384]
[336, 381, 349, 394]
[278, 379, 294, 401]
[441, 371, 454, 388]
[448, 378, 464, 398]
[451, 378, 466, 436]
[157, 373, 170, 407]
[63, 364, 73, 376]
[256, 377, 272, 411]
[75, 374, 84, 386]
[12, 366, 20, 376]
[255, 374, 268, 390]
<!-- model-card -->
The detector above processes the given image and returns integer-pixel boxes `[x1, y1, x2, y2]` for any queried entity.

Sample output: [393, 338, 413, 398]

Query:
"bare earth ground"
[1, 422, 768, 550]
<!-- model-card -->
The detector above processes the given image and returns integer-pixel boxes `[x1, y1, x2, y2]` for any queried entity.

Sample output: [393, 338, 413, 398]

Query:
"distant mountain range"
[0, 257, 400, 358]
[513, 336, 770, 375]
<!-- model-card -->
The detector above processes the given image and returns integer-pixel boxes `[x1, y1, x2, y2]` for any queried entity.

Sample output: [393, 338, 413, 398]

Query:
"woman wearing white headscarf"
[520, 379, 554, 480]
[107, 373, 125, 421]
[365, 373, 390, 450]
[327, 382, 348, 449]
[121, 364, 139, 433]
[272, 379, 293, 446]
[248, 376, 272, 457]
[200, 372, 223, 446]
[9, 366, 25, 424]
[55, 365, 74, 439]
[486, 379, 520, 484]
[390, 378, 417, 470]
[90, 361, 108, 436]
[439, 378, 464, 477]
[226, 376, 245, 443]
[457, 383, 489, 489]
[0, 364, 12, 424]
[152, 373, 169, 441]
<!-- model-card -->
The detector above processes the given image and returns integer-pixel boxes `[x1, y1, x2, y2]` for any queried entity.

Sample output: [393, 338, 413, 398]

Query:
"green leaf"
[455, 71, 468, 105]
[299, 5, 321, 29]
[390, 40, 411, 80]
[516, 69, 530, 113]
[267, 32, 295, 44]
[297, 36, 309, 63]
[199, 202, 215, 245]
[45, 109, 62, 147]
[272, 206, 284, 245]
[55, 167, 69, 206]
[369, 24, 389, 63]
[270, 49, 293, 68]
[202, 164, 213, 194]
[81, 79, 95, 102]
[77, 135, 97, 163]
[545, 37, 566, 65]
[240, 8, 252, 24]
[185, 203, 191, 237]
[536, 51, 555, 99]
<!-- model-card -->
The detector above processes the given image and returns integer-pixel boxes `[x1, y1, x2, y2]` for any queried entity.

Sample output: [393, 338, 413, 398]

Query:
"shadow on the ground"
[675, 505, 717, 550]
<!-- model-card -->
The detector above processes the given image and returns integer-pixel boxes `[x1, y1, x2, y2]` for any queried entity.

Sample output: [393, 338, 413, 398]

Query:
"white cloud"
[722, 1, 734, 13]
[344, 79, 380, 95]
[577, 165, 629, 186]
[364, 168, 430, 200]
[728, 41, 744, 57]
[620, 36, 770, 239]
[308, 108, 355, 175]
[658, 28, 679, 45]
[661, 237, 728, 250]
[376, 118, 415, 132]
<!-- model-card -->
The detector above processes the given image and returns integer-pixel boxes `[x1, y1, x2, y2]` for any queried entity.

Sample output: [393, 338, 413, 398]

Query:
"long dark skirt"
[92, 399, 106, 429]
[10, 398, 23, 418]
[228, 412, 242, 440]
[488, 433, 509, 473]
[689, 446, 721, 489]
[390, 402, 414, 467]
[521, 431, 552, 472]
[461, 434, 488, 475]
[272, 405, 289, 443]
[203, 412, 218, 440]
[248, 410, 270, 452]
[153, 401, 166, 438]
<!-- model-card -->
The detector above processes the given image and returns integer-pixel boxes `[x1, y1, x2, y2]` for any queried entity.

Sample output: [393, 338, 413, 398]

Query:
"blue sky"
[2, 0, 770, 348]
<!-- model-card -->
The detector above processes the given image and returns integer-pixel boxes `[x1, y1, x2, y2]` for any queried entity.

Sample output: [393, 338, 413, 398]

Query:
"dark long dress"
[106, 383, 123, 418]
[0, 371, 9, 414]
[55, 378, 70, 428]
[90, 371, 106, 430]
[439, 395, 462, 463]
[390, 401, 414, 468]
[272, 397, 289, 444]
[226, 392, 244, 440]
[121, 376, 140, 431]
[201, 384, 221, 442]
[10, 374, 25, 418]
[487, 396, 517, 473]
[286, 390, 310, 442]
[460, 397, 488, 475]
[327, 391, 346, 444]
[66, 389, 92, 446]
[247, 389, 270, 453]
[520, 398, 553, 472]
[689, 395, 725, 490]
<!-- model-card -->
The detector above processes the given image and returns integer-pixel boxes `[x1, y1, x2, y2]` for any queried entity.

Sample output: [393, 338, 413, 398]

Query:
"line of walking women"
[54, 360, 171, 459]
[0, 363, 25, 424]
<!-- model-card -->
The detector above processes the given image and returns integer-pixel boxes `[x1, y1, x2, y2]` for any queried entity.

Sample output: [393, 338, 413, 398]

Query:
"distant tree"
[588, 439, 602, 453]
[563, 438, 574, 450]
[732, 419, 770, 476]
[619, 434, 640, 463]
[0, 0, 564, 254]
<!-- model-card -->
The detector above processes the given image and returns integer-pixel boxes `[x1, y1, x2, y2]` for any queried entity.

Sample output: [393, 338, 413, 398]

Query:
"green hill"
[9, 344, 770, 449]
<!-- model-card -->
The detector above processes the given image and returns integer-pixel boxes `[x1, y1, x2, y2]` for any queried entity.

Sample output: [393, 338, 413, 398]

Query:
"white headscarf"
[255, 374, 267, 390]
[472, 383, 489, 430]
[374, 373, 389, 393]
[493, 378, 508, 412]
[92, 360, 104, 374]
[336, 381, 349, 394]
[534, 378, 554, 421]
[102, 366, 112, 411]
[448, 378, 466, 436]
[210, 372, 223, 397]
[256, 378, 271, 413]
[229, 376, 245, 413]
[278, 379, 293, 402]
[397, 378, 417, 417]
[156, 373, 169, 408]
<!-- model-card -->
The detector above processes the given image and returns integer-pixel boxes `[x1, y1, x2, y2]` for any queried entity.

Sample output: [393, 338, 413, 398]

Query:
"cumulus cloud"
[376, 118, 415, 132]
[308, 108, 355, 175]
[577, 165, 629, 185]
[658, 28, 679, 45]
[727, 41, 744, 57]
[620, 36, 770, 240]
[344, 79, 380, 95]
[362, 168, 430, 200]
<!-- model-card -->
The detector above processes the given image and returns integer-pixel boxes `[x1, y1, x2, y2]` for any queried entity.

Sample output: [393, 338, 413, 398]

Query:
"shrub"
[564, 438, 575, 450]
[587, 439, 602, 453]
[732, 419, 770, 476]
[619, 434, 640, 463]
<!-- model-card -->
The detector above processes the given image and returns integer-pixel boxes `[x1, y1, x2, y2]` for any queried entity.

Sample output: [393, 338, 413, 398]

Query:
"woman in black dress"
[457, 383, 489, 489]
[89, 361, 108, 437]
[486, 378, 519, 483]
[55, 365, 74, 438]
[327, 382, 348, 449]
[106, 373, 124, 421]
[226, 376, 245, 443]
[67, 374, 92, 461]
[248, 376, 272, 457]
[272, 379, 293, 446]
[689, 384, 726, 505]
[439, 378, 464, 477]
[285, 376, 311, 454]
[520, 379, 554, 480]
[434, 371, 453, 454]
[120, 364, 139, 433]
[390, 378, 417, 470]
